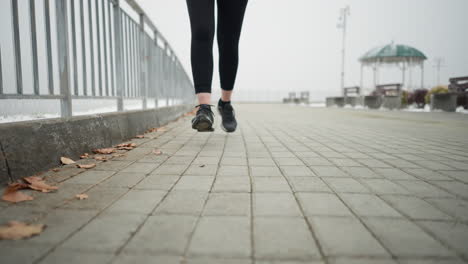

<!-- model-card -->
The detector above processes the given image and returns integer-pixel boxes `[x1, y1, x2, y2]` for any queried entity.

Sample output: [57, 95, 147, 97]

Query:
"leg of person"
[217, 0, 248, 132]
[186, 0, 215, 131]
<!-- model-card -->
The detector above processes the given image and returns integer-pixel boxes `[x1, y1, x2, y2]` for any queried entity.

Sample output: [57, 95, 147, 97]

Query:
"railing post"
[164, 42, 170, 106]
[139, 13, 147, 109]
[153, 30, 159, 108]
[113, 0, 124, 111]
[56, 0, 72, 117]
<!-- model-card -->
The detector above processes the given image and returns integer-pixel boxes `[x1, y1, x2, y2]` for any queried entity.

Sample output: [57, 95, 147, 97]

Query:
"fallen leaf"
[52, 168, 60, 172]
[94, 155, 108, 161]
[60, 157, 75, 165]
[23, 176, 58, 193]
[0, 221, 46, 240]
[75, 193, 88, 200]
[152, 149, 162, 155]
[112, 154, 126, 158]
[80, 153, 89, 159]
[117, 147, 134, 150]
[1, 183, 34, 203]
[199, 165, 206, 168]
[135, 135, 145, 139]
[116, 143, 137, 148]
[93, 148, 116, 154]
[76, 163, 96, 169]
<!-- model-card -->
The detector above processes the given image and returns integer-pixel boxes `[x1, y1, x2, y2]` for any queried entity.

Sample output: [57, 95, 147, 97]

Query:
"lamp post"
[433, 57, 445, 85]
[337, 6, 350, 96]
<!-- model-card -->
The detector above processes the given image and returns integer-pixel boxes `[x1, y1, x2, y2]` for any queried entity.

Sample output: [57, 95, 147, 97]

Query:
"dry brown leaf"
[76, 163, 96, 169]
[23, 176, 58, 193]
[135, 135, 145, 139]
[112, 154, 126, 158]
[93, 148, 116, 154]
[60, 157, 75, 165]
[116, 143, 136, 148]
[117, 147, 134, 150]
[0, 221, 46, 240]
[52, 168, 60, 172]
[75, 193, 88, 200]
[80, 153, 89, 159]
[94, 155, 108, 161]
[152, 149, 162, 155]
[1, 183, 34, 203]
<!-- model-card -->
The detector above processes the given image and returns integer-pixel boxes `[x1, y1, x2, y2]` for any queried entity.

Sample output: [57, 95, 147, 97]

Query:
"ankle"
[218, 98, 231, 107]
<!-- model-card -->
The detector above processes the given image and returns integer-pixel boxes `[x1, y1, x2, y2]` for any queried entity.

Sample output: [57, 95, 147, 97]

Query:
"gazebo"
[359, 43, 427, 93]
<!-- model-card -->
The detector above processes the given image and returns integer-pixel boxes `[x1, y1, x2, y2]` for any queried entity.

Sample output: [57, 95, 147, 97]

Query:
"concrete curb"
[0, 104, 195, 184]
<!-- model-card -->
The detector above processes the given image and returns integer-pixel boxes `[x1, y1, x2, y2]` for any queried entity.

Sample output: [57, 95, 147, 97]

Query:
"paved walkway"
[1, 104, 468, 264]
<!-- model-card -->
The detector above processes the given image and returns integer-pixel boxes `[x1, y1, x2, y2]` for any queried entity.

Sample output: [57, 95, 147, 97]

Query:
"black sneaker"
[192, 104, 214, 132]
[217, 99, 237, 133]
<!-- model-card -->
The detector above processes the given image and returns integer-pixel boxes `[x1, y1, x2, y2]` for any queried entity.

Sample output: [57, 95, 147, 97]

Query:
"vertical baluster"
[139, 14, 146, 109]
[101, 0, 109, 96]
[44, 0, 54, 95]
[113, 0, 123, 111]
[56, 0, 72, 117]
[29, 0, 40, 95]
[107, 0, 115, 96]
[124, 15, 130, 97]
[0, 46, 3, 95]
[95, 0, 102, 96]
[131, 20, 136, 98]
[88, 0, 95, 96]
[11, 0, 23, 94]
[79, 0, 87, 95]
[164, 43, 169, 106]
[70, 0, 78, 95]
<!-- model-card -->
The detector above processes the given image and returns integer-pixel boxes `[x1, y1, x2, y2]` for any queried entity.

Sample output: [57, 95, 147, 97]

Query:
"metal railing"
[0, 0, 195, 117]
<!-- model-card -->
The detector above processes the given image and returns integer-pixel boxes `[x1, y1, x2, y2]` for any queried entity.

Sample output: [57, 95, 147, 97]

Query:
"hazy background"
[139, 0, 468, 101]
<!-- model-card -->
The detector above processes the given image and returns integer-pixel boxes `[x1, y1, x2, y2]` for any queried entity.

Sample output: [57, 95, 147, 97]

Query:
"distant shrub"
[401, 90, 409, 106]
[425, 85, 449, 104]
[411, 89, 428, 108]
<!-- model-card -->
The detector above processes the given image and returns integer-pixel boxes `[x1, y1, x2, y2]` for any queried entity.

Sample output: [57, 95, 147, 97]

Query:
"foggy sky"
[138, 0, 468, 101]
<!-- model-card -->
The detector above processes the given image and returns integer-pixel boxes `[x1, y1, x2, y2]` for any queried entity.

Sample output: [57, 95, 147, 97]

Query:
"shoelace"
[195, 104, 214, 116]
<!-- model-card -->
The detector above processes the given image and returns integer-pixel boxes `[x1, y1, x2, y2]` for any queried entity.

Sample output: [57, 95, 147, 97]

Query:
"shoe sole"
[217, 108, 237, 133]
[192, 117, 214, 132]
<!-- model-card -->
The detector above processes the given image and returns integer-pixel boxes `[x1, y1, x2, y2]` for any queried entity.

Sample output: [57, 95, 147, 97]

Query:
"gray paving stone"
[254, 193, 302, 216]
[152, 164, 189, 175]
[297, 192, 353, 216]
[105, 189, 166, 214]
[254, 217, 320, 260]
[253, 177, 292, 192]
[256, 261, 323, 264]
[60, 212, 146, 252]
[114, 254, 182, 264]
[438, 170, 468, 183]
[360, 179, 410, 195]
[61, 186, 128, 211]
[323, 178, 371, 193]
[188, 216, 251, 257]
[381, 195, 452, 220]
[374, 168, 418, 180]
[247, 151, 271, 158]
[221, 157, 248, 166]
[217, 165, 249, 177]
[0, 245, 51, 264]
[173, 176, 214, 192]
[341, 167, 382, 178]
[302, 157, 333, 166]
[425, 198, 468, 221]
[339, 193, 401, 217]
[65, 170, 115, 185]
[309, 216, 389, 257]
[204, 193, 250, 216]
[397, 258, 466, 264]
[275, 157, 305, 166]
[363, 218, 454, 257]
[184, 164, 217, 176]
[212, 177, 251, 193]
[124, 215, 197, 255]
[248, 158, 276, 166]
[187, 257, 252, 264]
[356, 159, 392, 168]
[384, 159, 421, 169]
[429, 181, 468, 199]
[396, 180, 454, 198]
[418, 221, 468, 256]
[288, 177, 331, 193]
[134, 174, 180, 191]
[165, 155, 196, 164]
[102, 172, 146, 188]
[192, 156, 221, 165]
[121, 162, 160, 174]
[329, 158, 362, 167]
[310, 166, 347, 177]
[327, 258, 397, 264]
[281, 166, 316, 177]
[94, 160, 134, 171]
[251, 166, 283, 177]
[137, 153, 169, 163]
[404, 168, 453, 181]
[39, 249, 114, 264]
[155, 191, 208, 215]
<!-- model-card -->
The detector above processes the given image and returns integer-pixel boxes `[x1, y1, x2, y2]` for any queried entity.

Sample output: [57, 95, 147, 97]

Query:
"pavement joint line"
[259, 120, 397, 262]
[249, 119, 329, 263]
[241, 124, 256, 262]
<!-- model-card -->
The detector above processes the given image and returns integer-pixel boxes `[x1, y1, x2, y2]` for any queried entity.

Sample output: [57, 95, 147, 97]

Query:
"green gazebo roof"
[360, 43, 427, 64]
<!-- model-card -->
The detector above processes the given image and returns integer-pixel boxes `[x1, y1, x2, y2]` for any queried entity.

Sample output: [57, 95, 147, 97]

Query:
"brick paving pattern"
[1, 104, 468, 264]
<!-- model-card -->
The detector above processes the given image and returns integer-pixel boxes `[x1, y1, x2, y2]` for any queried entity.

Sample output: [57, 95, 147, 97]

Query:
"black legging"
[186, 0, 248, 94]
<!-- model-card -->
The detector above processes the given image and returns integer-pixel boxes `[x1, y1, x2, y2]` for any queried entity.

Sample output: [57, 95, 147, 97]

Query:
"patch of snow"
[309, 102, 326, 108]
[456, 106, 468, 114]
[0, 113, 60, 124]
